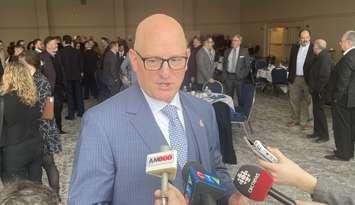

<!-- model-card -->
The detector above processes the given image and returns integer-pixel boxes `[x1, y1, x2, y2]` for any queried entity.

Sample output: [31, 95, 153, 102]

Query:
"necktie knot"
[161, 105, 179, 120]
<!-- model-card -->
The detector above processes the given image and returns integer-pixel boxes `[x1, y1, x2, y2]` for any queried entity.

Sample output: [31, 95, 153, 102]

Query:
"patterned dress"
[33, 71, 62, 155]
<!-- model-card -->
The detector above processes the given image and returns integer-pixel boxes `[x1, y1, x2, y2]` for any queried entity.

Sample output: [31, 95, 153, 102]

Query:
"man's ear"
[129, 49, 139, 73]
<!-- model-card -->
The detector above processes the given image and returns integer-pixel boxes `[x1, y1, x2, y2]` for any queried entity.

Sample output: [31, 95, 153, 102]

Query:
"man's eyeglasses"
[135, 50, 188, 71]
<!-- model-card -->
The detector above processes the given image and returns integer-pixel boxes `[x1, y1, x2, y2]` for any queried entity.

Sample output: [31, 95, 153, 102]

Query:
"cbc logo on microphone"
[236, 170, 251, 185]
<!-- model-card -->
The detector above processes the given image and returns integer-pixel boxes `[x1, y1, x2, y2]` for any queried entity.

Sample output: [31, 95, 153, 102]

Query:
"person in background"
[223, 34, 250, 105]
[19, 51, 62, 201]
[117, 43, 126, 63]
[258, 148, 355, 205]
[0, 180, 60, 205]
[307, 39, 332, 143]
[183, 36, 202, 88]
[39, 36, 67, 134]
[27, 40, 35, 50]
[33, 38, 44, 54]
[196, 36, 216, 90]
[55, 36, 63, 51]
[16, 40, 25, 47]
[287, 29, 315, 130]
[59, 35, 84, 120]
[0, 40, 6, 77]
[325, 30, 355, 161]
[101, 41, 122, 100]
[0, 62, 42, 184]
[6, 45, 24, 63]
[6, 42, 15, 60]
[83, 41, 99, 99]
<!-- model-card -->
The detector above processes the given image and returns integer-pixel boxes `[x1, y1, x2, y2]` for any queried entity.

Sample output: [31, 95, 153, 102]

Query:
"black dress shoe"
[324, 154, 350, 161]
[306, 134, 318, 139]
[60, 130, 67, 134]
[315, 138, 329, 143]
[65, 116, 75, 120]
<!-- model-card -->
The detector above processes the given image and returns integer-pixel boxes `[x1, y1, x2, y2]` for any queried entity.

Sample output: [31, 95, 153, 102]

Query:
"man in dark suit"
[307, 39, 332, 143]
[59, 35, 84, 120]
[83, 41, 98, 99]
[196, 36, 216, 90]
[101, 41, 121, 100]
[39, 36, 67, 134]
[117, 43, 126, 68]
[183, 36, 202, 87]
[325, 30, 355, 161]
[223, 34, 250, 104]
[287, 29, 315, 129]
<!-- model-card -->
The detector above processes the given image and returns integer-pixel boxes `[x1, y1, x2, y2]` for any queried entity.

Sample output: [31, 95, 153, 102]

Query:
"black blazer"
[59, 46, 83, 81]
[333, 48, 355, 107]
[83, 49, 98, 77]
[308, 49, 332, 94]
[0, 93, 41, 147]
[288, 43, 316, 84]
[39, 51, 67, 93]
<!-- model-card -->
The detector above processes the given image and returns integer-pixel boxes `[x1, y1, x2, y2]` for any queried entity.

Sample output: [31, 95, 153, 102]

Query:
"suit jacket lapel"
[126, 84, 168, 153]
[180, 92, 211, 169]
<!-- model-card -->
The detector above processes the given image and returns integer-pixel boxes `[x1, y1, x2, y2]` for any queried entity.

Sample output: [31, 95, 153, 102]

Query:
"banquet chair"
[202, 80, 224, 93]
[230, 84, 256, 138]
[271, 68, 288, 95]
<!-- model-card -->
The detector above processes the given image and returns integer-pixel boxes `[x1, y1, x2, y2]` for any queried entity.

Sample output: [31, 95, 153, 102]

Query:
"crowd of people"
[0, 13, 354, 205]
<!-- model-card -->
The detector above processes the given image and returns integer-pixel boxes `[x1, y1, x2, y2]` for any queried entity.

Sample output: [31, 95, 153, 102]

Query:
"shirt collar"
[141, 89, 182, 115]
[343, 46, 355, 56]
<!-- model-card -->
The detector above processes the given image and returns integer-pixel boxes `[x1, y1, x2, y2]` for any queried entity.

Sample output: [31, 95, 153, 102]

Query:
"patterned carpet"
[52, 90, 355, 204]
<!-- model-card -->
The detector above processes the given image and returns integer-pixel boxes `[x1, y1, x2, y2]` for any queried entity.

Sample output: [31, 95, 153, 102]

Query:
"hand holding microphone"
[146, 145, 178, 205]
[154, 184, 187, 205]
[257, 147, 317, 194]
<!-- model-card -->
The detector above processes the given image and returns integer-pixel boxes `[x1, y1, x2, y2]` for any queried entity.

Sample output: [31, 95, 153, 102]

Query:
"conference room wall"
[0, 0, 241, 50]
[240, 0, 355, 60]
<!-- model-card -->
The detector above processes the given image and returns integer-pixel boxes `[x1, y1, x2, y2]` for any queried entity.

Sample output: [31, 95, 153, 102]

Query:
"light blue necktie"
[161, 105, 187, 167]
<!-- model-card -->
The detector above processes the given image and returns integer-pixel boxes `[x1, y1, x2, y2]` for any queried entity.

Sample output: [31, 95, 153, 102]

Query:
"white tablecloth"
[189, 92, 235, 111]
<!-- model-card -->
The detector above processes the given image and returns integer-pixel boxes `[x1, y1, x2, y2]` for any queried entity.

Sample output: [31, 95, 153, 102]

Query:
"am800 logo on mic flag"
[145, 150, 177, 180]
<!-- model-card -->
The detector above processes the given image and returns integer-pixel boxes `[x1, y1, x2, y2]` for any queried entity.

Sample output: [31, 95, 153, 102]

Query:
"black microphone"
[182, 161, 225, 205]
[233, 164, 296, 205]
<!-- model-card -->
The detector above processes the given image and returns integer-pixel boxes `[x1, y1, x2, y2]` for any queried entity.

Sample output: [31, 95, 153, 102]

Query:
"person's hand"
[228, 192, 250, 205]
[208, 78, 216, 83]
[154, 184, 187, 205]
[258, 148, 317, 194]
[296, 200, 327, 205]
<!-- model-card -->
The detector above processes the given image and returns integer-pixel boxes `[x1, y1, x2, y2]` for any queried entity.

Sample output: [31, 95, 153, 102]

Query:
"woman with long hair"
[0, 61, 42, 183]
[19, 51, 62, 200]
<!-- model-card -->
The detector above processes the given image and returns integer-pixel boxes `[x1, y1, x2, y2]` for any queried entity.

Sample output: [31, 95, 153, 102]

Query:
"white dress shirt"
[227, 47, 240, 73]
[142, 90, 185, 146]
[296, 43, 310, 76]
[343, 46, 355, 56]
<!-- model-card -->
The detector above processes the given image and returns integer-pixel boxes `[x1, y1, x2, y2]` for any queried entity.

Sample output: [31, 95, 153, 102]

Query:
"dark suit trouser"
[54, 89, 64, 131]
[84, 74, 98, 99]
[312, 93, 329, 139]
[225, 73, 244, 105]
[332, 99, 355, 160]
[0, 137, 43, 183]
[67, 80, 84, 117]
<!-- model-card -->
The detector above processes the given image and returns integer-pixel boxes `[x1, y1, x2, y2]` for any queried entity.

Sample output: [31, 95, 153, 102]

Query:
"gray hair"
[314, 39, 327, 50]
[233, 34, 243, 42]
[343, 30, 355, 46]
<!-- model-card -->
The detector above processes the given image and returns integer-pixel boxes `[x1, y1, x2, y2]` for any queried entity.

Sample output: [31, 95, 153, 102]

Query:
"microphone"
[146, 145, 177, 205]
[233, 165, 296, 205]
[182, 161, 225, 205]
